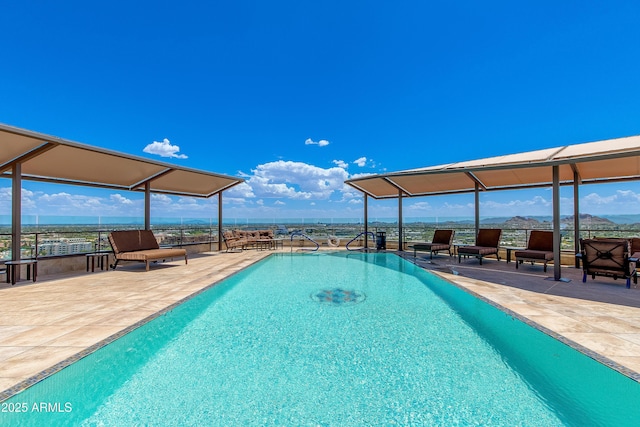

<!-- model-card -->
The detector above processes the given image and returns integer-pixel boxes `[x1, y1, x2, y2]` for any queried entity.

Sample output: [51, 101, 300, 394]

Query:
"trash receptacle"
[376, 231, 386, 250]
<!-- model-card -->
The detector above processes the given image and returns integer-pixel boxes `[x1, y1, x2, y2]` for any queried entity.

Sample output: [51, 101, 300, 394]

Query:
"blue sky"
[2, 1, 640, 223]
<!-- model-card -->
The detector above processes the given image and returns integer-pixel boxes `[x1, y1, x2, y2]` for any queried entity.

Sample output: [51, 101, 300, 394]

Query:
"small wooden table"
[86, 252, 110, 272]
[255, 239, 272, 250]
[272, 238, 284, 250]
[501, 246, 526, 263]
[453, 244, 469, 256]
[5, 259, 38, 285]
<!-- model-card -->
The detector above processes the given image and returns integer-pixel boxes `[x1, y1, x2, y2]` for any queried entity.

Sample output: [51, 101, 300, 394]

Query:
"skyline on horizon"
[2, 210, 640, 228]
[2, 2, 640, 221]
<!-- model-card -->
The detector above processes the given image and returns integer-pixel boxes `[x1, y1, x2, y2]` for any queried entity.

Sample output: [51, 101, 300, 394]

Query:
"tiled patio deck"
[2, 248, 640, 401]
[400, 251, 640, 379]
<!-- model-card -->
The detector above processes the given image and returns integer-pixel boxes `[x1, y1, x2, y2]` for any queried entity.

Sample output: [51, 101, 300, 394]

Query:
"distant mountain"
[561, 214, 614, 225]
[503, 216, 548, 228]
[482, 214, 615, 227]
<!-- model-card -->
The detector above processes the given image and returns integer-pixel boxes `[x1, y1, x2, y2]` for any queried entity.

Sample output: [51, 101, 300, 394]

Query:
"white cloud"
[581, 190, 640, 214]
[110, 193, 133, 205]
[243, 160, 349, 200]
[332, 160, 348, 169]
[143, 138, 188, 159]
[226, 182, 255, 199]
[151, 194, 172, 205]
[305, 138, 330, 147]
[353, 157, 367, 167]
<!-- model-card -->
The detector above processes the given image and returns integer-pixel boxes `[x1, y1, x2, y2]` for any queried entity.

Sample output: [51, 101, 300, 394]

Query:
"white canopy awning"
[345, 134, 640, 282]
[346, 135, 640, 198]
[1, 122, 245, 264]
[0, 123, 243, 197]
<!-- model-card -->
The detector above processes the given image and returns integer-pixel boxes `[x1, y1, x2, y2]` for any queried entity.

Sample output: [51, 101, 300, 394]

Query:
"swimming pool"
[3, 252, 640, 425]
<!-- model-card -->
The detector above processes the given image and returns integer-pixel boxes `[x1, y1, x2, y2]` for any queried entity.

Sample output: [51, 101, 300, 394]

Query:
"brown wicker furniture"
[222, 230, 248, 252]
[222, 229, 276, 251]
[514, 230, 554, 272]
[411, 229, 455, 259]
[108, 230, 187, 271]
[457, 229, 502, 265]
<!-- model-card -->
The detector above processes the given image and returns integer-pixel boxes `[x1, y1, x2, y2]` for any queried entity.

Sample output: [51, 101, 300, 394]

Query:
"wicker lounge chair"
[224, 229, 275, 251]
[578, 238, 636, 288]
[108, 230, 187, 271]
[222, 230, 248, 252]
[458, 228, 502, 265]
[514, 230, 554, 272]
[411, 229, 455, 259]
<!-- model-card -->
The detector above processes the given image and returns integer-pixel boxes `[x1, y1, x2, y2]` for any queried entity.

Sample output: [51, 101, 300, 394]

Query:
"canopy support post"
[144, 182, 151, 231]
[474, 183, 480, 237]
[7, 162, 22, 282]
[218, 192, 223, 252]
[11, 163, 22, 268]
[552, 165, 566, 281]
[398, 191, 403, 251]
[573, 170, 581, 267]
[364, 194, 368, 249]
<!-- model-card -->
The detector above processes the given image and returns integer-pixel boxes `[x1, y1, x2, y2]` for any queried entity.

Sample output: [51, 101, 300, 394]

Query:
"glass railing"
[1, 224, 639, 261]
[0, 225, 218, 261]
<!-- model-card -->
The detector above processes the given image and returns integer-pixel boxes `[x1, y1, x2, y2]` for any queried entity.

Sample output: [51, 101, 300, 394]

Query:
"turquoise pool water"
[3, 252, 640, 426]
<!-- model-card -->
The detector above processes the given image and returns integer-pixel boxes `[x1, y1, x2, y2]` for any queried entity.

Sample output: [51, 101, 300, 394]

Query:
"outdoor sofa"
[222, 229, 275, 251]
[108, 230, 187, 271]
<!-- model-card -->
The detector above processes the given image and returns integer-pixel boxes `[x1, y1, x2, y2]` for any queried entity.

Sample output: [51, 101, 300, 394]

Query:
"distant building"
[36, 238, 93, 256]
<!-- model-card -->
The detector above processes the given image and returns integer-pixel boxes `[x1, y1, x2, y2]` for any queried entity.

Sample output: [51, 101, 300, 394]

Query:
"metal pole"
[553, 165, 562, 281]
[364, 194, 368, 249]
[398, 190, 403, 251]
[474, 183, 480, 237]
[144, 182, 151, 230]
[218, 192, 223, 252]
[573, 170, 580, 267]
[12, 163, 21, 264]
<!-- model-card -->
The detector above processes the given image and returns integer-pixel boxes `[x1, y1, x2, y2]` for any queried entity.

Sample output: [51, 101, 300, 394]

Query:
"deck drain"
[311, 288, 366, 305]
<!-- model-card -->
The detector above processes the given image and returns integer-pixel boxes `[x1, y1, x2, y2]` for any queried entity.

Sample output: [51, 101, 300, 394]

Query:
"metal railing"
[290, 231, 320, 251]
[346, 231, 375, 251]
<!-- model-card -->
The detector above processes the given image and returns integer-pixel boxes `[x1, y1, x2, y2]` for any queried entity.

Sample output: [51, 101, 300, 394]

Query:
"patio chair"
[411, 229, 455, 259]
[578, 238, 636, 288]
[458, 228, 502, 265]
[514, 230, 554, 272]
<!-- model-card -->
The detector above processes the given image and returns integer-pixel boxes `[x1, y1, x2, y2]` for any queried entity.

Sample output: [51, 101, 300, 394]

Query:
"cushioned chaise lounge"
[108, 230, 187, 271]
[578, 238, 635, 288]
[458, 228, 502, 265]
[515, 230, 554, 272]
[411, 229, 455, 259]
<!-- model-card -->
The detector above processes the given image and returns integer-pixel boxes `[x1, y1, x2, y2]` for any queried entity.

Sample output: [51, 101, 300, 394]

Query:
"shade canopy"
[0, 123, 243, 197]
[345, 135, 640, 199]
